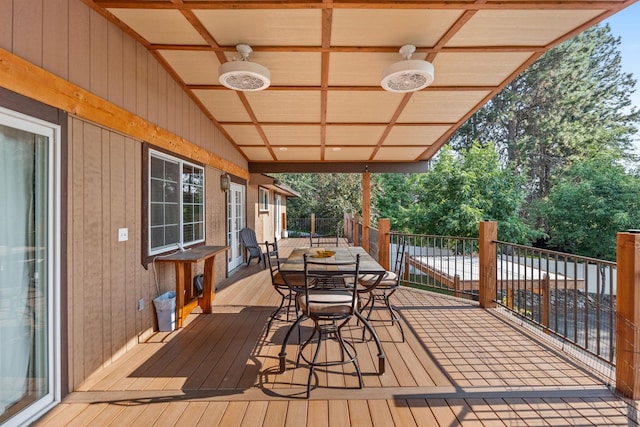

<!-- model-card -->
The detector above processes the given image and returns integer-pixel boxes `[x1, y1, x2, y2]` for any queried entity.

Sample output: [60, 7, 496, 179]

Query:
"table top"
[154, 245, 228, 263]
[279, 246, 385, 275]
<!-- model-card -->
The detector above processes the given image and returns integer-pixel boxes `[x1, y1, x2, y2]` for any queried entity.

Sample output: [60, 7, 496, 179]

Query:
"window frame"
[259, 186, 269, 213]
[148, 148, 206, 256]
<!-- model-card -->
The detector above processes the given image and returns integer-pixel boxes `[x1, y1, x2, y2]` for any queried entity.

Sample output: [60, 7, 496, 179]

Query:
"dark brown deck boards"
[35, 238, 639, 426]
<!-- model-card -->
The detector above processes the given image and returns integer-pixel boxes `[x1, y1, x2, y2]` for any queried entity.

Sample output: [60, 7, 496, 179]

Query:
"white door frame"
[274, 193, 282, 240]
[227, 182, 245, 272]
[0, 106, 61, 426]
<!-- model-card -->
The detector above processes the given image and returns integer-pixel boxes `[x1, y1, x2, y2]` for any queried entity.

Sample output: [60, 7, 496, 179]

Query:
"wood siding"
[0, 0, 246, 390]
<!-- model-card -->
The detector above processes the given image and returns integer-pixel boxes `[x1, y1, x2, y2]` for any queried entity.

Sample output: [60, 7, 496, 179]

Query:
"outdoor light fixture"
[218, 44, 271, 91]
[220, 173, 231, 191]
[381, 45, 434, 93]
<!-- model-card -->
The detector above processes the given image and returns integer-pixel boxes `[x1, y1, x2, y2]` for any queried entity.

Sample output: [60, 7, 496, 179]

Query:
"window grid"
[149, 150, 205, 255]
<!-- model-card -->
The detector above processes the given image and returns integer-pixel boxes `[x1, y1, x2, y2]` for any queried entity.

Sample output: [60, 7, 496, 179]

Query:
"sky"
[604, 2, 640, 143]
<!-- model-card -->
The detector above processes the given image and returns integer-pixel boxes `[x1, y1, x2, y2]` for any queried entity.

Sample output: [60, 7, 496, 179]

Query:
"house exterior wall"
[0, 0, 262, 392]
[254, 188, 289, 244]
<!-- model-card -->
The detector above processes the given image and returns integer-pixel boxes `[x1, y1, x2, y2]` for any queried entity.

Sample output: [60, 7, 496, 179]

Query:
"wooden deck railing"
[340, 216, 640, 400]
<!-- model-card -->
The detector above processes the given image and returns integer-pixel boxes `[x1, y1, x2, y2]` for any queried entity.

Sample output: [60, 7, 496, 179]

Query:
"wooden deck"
[36, 239, 638, 426]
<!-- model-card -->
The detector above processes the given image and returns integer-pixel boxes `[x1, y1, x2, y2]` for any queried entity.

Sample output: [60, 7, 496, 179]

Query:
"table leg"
[175, 263, 186, 329]
[200, 256, 215, 313]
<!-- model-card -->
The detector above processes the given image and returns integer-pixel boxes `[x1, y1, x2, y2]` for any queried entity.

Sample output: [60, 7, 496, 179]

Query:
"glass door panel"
[227, 183, 245, 271]
[0, 108, 60, 426]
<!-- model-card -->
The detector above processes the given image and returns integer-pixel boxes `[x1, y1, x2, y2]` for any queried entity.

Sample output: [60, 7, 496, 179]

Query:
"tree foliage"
[379, 143, 537, 243]
[536, 157, 640, 261]
[274, 173, 362, 220]
[450, 24, 639, 212]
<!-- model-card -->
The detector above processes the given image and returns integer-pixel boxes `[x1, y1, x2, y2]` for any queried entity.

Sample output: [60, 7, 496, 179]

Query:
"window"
[259, 187, 269, 212]
[149, 150, 205, 255]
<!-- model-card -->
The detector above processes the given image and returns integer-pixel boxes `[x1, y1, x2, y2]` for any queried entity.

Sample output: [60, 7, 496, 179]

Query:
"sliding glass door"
[0, 107, 60, 426]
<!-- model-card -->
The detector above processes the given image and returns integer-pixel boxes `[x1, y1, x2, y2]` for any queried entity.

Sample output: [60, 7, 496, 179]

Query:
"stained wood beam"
[0, 48, 249, 179]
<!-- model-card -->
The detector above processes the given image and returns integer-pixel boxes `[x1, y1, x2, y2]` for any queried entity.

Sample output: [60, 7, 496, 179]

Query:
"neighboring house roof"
[250, 173, 301, 198]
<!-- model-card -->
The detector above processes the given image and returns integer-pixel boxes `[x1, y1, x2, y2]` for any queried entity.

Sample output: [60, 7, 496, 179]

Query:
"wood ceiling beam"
[149, 45, 547, 54]
[186, 85, 496, 92]
[92, 0, 631, 12]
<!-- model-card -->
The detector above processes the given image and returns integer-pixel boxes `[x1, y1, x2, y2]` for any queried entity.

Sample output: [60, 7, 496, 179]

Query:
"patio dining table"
[278, 246, 387, 374]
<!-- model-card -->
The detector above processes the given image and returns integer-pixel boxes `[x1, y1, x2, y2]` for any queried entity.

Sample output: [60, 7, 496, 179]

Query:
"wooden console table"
[155, 245, 228, 328]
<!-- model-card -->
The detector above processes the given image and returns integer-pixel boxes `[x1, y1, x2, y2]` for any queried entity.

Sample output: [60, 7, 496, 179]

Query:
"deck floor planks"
[195, 401, 229, 427]
[328, 400, 350, 427]
[284, 400, 308, 427]
[239, 400, 269, 427]
[172, 401, 210, 425]
[385, 399, 419, 427]
[35, 403, 90, 427]
[307, 400, 329, 427]
[146, 314, 226, 390]
[261, 400, 288, 427]
[402, 398, 438, 427]
[178, 311, 249, 390]
[217, 400, 249, 427]
[31, 239, 640, 426]
[64, 402, 110, 427]
[101, 401, 149, 427]
[347, 400, 373, 427]
[153, 401, 189, 427]
[368, 400, 396, 427]
[199, 308, 267, 390]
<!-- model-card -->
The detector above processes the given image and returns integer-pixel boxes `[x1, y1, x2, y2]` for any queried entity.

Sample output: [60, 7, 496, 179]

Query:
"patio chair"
[358, 238, 407, 342]
[264, 241, 303, 334]
[309, 233, 340, 247]
[295, 254, 362, 398]
[240, 227, 265, 268]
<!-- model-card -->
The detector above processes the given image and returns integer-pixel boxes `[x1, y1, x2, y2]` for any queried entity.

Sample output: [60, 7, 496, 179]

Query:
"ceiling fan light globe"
[218, 61, 271, 91]
[381, 59, 434, 93]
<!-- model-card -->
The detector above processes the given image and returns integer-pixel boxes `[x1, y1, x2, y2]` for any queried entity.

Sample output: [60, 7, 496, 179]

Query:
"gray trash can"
[153, 291, 176, 332]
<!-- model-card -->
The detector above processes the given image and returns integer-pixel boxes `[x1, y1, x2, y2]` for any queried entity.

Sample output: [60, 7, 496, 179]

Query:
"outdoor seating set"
[242, 227, 407, 398]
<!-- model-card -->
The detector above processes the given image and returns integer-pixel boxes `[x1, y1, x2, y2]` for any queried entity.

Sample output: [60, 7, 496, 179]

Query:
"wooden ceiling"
[86, 0, 636, 172]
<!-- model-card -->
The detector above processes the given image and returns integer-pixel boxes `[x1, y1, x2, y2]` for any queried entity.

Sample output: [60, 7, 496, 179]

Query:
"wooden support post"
[616, 231, 640, 399]
[378, 218, 390, 270]
[507, 288, 513, 309]
[542, 274, 550, 334]
[362, 172, 371, 252]
[310, 213, 315, 236]
[454, 275, 460, 298]
[353, 214, 360, 247]
[479, 221, 497, 309]
[404, 255, 409, 282]
[343, 212, 349, 241]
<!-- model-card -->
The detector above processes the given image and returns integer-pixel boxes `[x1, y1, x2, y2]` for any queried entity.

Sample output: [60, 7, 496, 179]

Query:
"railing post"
[343, 212, 349, 242]
[353, 214, 360, 248]
[362, 172, 371, 252]
[454, 275, 460, 298]
[616, 231, 640, 399]
[542, 274, 550, 334]
[479, 221, 497, 309]
[378, 218, 390, 270]
[310, 213, 315, 236]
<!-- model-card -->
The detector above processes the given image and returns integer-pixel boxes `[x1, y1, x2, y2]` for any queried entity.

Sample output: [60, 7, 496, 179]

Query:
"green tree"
[400, 143, 536, 243]
[537, 157, 640, 261]
[450, 24, 639, 215]
[274, 173, 362, 220]
[371, 173, 413, 230]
